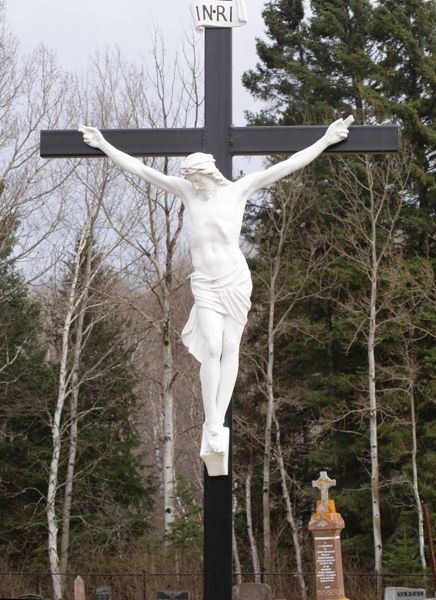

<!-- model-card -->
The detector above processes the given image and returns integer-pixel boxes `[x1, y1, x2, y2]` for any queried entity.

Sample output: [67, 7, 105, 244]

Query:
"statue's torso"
[183, 183, 246, 277]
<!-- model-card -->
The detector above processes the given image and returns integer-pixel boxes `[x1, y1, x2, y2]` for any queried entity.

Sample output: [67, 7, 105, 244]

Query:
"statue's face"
[185, 170, 214, 191]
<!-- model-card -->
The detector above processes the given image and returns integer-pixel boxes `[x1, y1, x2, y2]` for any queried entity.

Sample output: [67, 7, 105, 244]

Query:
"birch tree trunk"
[59, 232, 94, 576]
[263, 290, 275, 578]
[367, 164, 383, 581]
[273, 411, 307, 600]
[232, 528, 243, 585]
[368, 258, 382, 578]
[233, 491, 243, 585]
[47, 221, 92, 600]
[162, 305, 176, 537]
[246, 444, 261, 582]
[409, 379, 426, 568]
[161, 166, 184, 538]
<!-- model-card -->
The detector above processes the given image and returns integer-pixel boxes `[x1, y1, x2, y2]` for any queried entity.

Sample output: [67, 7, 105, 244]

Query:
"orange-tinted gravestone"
[309, 472, 349, 600]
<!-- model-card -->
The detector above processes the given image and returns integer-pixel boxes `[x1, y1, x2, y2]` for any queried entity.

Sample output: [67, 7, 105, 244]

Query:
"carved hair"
[180, 152, 231, 186]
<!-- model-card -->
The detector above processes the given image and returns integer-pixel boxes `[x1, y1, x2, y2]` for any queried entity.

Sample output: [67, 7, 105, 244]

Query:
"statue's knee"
[205, 339, 222, 359]
[222, 335, 240, 355]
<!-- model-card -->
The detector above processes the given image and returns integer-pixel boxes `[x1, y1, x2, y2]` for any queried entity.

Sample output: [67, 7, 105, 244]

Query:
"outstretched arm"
[234, 116, 354, 197]
[78, 126, 188, 196]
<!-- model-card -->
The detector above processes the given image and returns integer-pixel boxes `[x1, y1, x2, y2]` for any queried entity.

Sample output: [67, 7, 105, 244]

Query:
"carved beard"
[194, 181, 214, 201]
[201, 188, 214, 201]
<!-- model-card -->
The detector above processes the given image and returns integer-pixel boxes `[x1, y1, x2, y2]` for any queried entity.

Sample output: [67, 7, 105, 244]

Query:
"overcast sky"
[5, 0, 269, 126]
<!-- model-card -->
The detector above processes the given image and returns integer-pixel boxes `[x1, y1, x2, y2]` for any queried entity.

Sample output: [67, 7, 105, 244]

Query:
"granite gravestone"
[384, 588, 426, 600]
[233, 582, 271, 600]
[309, 472, 348, 600]
[95, 587, 110, 600]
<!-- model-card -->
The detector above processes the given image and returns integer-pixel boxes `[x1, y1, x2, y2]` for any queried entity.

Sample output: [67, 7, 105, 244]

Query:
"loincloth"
[181, 258, 252, 363]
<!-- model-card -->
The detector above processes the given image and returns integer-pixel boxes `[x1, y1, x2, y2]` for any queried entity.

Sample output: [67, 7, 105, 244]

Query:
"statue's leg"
[196, 306, 225, 435]
[215, 315, 245, 424]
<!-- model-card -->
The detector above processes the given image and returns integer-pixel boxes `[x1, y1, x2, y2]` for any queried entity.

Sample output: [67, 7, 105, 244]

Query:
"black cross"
[41, 22, 398, 600]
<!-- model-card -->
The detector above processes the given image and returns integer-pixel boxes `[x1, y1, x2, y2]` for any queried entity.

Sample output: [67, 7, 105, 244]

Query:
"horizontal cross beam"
[231, 125, 399, 155]
[40, 125, 399, 158]
[40, 128, 204, 158]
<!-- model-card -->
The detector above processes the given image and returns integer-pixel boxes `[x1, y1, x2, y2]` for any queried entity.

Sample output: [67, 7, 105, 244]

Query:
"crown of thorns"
[180, 152, 216, 174]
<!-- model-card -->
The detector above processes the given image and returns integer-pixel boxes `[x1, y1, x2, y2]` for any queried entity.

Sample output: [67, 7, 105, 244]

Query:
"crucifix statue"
[41, 4, 398, 599]
[78, 116, 354, 473]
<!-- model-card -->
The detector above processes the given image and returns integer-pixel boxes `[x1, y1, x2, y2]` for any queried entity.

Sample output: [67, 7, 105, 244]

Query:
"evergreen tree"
[243, 0, 376, 125]
[0, 227, 55, 563]
[372, 0, 436, 234]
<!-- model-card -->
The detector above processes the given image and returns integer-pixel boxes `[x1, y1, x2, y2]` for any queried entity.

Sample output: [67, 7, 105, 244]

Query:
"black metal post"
[203, 26, 233, 600]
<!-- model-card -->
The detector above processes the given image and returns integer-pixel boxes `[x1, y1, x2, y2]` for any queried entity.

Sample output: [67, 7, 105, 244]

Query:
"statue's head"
[181, 152, 230, 187]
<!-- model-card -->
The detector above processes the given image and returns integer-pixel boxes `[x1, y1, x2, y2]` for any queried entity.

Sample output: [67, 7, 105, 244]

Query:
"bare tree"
[242, 174, 326, 592]
[0, 6, 73, 281]
[245, 434, 262, 583]
[47, 207, 96, 600]
[399, 341, 426, 569]
[46, 167, 125, 598]
[326, 151, 411, 580]
[76, 37, 203, 538]
[272, 410, 306, 600]
[380, 257, 436, 569]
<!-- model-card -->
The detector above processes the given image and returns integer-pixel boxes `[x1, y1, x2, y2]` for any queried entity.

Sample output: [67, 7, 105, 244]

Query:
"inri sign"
[191, 0, 248, 31]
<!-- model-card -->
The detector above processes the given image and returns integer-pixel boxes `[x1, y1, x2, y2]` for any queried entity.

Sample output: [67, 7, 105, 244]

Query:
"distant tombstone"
[74, 577, 86, 600]
[385, 588, 426, 600]
[232, 583, 271, 600]
[156, 592, 190, 600]
[95, 587, 110, 600]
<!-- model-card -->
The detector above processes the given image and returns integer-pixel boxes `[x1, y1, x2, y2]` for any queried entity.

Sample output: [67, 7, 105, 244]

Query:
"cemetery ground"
[0, 554, 434, 600]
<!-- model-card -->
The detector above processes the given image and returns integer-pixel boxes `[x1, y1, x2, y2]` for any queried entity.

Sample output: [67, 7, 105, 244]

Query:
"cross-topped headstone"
[309, 473, 348, 600]
[40, 6, 399, 600]
[313, 471, 337, 503]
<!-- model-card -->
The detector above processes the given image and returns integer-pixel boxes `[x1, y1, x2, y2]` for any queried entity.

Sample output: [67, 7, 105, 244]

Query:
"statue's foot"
[200, 425, 229, 476]
[203, 422, 225, 454]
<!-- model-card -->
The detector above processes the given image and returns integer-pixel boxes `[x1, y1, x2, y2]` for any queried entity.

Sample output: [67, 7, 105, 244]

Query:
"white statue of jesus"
[79, 116, 354, 475]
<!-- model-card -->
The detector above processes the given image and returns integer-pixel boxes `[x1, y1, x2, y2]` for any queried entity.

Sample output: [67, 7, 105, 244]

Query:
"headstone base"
[309, 499, 348, 600]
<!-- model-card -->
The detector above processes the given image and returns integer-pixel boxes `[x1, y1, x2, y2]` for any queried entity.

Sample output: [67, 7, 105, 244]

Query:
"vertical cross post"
[203, 27, 234, 600]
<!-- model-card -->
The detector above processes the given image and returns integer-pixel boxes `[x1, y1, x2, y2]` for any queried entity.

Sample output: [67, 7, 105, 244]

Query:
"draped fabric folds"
[181, 258, 252, 363]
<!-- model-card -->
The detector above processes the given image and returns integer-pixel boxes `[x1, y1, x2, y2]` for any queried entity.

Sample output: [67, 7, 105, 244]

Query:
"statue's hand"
[78, 125, 105, 149]
[323, 115, 354, 146]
